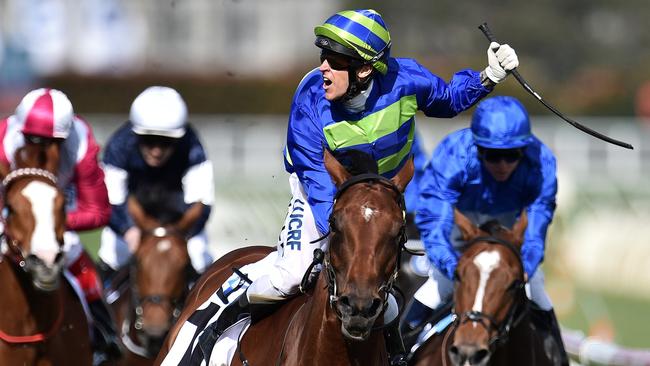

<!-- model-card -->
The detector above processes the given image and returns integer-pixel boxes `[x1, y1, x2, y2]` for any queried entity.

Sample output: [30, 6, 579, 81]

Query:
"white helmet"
[130, 86, 187, 138]
[16, 88, 73, 139]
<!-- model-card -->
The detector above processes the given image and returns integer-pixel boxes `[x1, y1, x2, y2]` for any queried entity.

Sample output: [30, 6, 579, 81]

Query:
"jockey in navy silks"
[98, 86, 215, 283]
[202, 9, 519, 365]
[401, 96, 568, 365]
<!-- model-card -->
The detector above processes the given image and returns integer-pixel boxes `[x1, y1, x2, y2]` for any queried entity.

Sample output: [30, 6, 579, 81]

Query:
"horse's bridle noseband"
[453, 236, 528, 349]
[320, 173, 408, 319]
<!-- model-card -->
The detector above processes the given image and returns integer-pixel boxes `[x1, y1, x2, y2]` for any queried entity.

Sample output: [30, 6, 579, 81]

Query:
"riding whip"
[478, 23, 634, 150]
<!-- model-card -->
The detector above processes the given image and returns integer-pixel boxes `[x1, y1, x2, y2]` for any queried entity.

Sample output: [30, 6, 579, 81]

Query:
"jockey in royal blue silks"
[195, 9, 520, 366]
[97, 86, 215, 282]
[401, 96, 568, 365]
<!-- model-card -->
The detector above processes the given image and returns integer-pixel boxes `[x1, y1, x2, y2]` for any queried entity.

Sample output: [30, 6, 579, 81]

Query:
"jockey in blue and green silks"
[208, 9, 519, 365]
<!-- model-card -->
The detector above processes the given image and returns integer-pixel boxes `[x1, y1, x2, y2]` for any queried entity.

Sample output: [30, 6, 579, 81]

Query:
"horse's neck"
[0, 260, 62, 334]
[288, 274, 386, 366]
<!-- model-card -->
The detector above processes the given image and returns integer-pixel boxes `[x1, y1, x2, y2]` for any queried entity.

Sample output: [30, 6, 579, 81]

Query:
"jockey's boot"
[384, 320, 408, 366]
[531, 307, 569, 366]
[197, 290, 251, 361]
[88, 298, 123, 366]
[96, 259, 117, 289]
[400, 298, 434, 351]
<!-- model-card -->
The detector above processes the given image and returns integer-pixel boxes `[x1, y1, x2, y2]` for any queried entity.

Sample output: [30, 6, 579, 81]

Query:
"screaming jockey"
[203, 9, 519, 366]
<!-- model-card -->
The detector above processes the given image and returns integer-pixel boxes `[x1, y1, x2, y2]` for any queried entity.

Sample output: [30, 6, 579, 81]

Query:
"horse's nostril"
[448, 344, 489, 366]
[367, 297, 382, 317]
[338, 296, 353, 312]
[449, 345, 459, 356]
[449, 345, 461, 364]
[470, 348, 490, 364]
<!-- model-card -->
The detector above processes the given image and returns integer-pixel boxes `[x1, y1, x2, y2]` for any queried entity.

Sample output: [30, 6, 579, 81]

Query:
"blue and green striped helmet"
[314, 9, 391, 75]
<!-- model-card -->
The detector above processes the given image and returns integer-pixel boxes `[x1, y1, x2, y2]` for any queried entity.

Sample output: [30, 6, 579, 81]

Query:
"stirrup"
[390, 354, 408, 366]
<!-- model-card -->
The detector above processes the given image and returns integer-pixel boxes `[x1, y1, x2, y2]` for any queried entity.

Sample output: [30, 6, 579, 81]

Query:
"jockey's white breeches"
[414, 264, 554, 311]
[246, 173, 328, 300]
[98, 227, 213, 273]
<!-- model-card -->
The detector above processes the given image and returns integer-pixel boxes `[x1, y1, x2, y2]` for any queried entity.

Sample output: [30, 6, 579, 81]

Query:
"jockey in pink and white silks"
[0, 88, 121, 365]
[401, 96, 568, 365]
[193, 9, 520, 366]
[97, 86, 214, 280]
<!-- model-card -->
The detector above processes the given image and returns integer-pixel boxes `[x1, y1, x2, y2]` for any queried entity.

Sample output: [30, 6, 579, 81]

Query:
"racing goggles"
[479, 148, 524, 164]
[319, 49, 356, 71]
[139, 135, 178, 148]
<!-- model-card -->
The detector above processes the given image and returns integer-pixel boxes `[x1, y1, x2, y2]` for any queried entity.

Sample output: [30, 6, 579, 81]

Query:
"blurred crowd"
[1, 0, 650, 117]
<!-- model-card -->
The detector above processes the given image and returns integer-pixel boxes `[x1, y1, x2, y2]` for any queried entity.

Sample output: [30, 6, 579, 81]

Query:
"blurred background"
[1, 0, 649, 363]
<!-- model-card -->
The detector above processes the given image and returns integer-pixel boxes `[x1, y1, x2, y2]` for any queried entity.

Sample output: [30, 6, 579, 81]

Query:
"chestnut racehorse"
[410, 210, 557, 366]
[109, 186, 204, 365]
[157, 150, 414, 366]
[0, 143, 92, 365]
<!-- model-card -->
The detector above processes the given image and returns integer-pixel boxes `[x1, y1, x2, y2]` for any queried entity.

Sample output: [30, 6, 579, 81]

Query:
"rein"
[452, 236, 529, 350]
[0, 290, 65, 344]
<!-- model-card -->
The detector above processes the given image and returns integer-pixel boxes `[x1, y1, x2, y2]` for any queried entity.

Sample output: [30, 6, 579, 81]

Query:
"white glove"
[484, 42, 519, 83]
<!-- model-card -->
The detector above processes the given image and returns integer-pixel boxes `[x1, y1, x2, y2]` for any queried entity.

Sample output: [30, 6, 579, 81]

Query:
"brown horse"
[109, 187, 204, 365]
[156, 150, 414, 366]
[0, 143, 92, 365]
[410, 210, 557, 366]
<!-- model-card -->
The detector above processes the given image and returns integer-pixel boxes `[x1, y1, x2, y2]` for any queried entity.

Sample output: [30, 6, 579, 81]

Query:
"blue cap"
[471, 96, 534, 149]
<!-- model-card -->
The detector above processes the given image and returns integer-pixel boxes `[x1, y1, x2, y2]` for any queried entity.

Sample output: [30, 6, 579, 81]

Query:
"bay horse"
[109, 185, 204, 365]
[156, 149, 414, 366]
[0, 142, 92, 365]
[409, 210, 558, 366]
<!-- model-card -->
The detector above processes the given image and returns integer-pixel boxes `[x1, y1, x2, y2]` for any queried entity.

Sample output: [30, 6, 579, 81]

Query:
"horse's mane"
[133, 184, 184, 225]
[333, 149, 378, 176]
[478, 219, 503, 237]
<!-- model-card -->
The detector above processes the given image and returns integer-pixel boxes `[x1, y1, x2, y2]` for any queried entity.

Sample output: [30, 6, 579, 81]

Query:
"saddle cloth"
[408, 313, 456, 356]
[161, 252, 277, 366]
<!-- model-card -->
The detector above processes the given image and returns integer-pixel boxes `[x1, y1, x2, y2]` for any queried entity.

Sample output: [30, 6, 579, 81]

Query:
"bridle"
[321, 173, 408, 319]
[122, 226, 188, 357]
[0, 168, 65, 281]
[0, 167, 65, 344]
[452, 236, 528, 350]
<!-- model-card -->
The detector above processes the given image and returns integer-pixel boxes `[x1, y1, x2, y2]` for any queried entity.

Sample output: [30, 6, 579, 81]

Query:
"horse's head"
[1, 143, 65, 292]
[126, 188, 200, 352]
[448, 209, 528, 366]
[323, 150, 413, 341]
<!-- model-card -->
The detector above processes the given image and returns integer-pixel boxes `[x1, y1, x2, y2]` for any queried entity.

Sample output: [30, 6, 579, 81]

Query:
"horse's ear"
[512, 209, 528, 247]
[454, 208, 479, 242]
[127, 196, 158, 231]
[391, 156, 414, 193]
[324, 148, 351, 187]
[43, 142, 60, 174]
[175, 202, 204, 235]
[0, 163, 9, 180]
[14, 146, 28, 168]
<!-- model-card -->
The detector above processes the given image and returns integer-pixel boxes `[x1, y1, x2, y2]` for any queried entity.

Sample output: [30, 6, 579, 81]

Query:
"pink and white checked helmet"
[15, 88, 74, 139]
